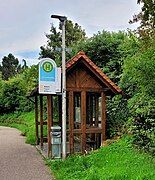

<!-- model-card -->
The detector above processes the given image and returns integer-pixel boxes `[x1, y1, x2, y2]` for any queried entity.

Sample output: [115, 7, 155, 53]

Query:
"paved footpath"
[0, 126, 53, 180]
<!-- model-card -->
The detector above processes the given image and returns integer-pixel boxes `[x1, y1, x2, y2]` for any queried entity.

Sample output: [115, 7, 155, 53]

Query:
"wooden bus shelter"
[30, 51, 122, 157]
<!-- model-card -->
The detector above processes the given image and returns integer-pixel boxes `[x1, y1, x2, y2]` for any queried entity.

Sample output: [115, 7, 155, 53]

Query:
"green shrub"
[0, 75, 33, 114]
[121, 38, 155, 155]
[106, 95, 129, 138]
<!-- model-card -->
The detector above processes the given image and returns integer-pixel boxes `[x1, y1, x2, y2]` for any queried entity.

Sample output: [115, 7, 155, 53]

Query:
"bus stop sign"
[39, 58, 61, 94]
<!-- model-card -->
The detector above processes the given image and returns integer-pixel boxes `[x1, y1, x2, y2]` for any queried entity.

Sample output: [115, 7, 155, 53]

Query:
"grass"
[46, 136, 155, 180]
[0, 111, 36, 144]
[1, 112, 155, 179]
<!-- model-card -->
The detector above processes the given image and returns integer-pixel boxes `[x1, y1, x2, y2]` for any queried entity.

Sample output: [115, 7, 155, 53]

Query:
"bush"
[106, 95, 129, 138]
[129, 95, 155, 155]
[0, 75, 33, 114]
[121, 38, 155, 155]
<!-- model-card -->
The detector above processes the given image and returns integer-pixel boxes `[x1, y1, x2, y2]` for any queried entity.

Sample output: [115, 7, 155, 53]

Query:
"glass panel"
[98, 97, 102, 128]
[74, 134, 82, 153]
[66, 92, 69, 129]
[86, 133, 101, 151]
[66, 133, 70, 155]
[86, 93, 101, 128]
[74, 93, 81, 129]
[53, 96, 59, 125]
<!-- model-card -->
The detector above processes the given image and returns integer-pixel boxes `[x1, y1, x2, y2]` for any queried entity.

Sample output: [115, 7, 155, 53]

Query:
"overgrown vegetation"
[0, 111, 35, 144]
[0, 65, 38, 114]
[47, 137, 155, 180]
[121, 37, 155, 155]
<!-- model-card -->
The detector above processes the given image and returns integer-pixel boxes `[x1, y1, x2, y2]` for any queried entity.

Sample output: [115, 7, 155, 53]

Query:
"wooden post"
[47, 95, 53, 157]
[69, 91, 74, 154]
[40, 95, 44, 149]
[35, 96, 39, 145]
[81, 91, 86, 153]
[101, 92, 106, 145]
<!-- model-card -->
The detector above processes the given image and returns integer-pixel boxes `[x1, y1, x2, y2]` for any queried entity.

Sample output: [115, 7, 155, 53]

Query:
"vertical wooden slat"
[76, 70, 80, 88]
[101, 92, 106, 145]
[69, 91, 74, 154]
[81, 91, 86, 153]
[35, 96, 39, 145]
[40, 95, 43, 148]
[47, 95, 53, 157]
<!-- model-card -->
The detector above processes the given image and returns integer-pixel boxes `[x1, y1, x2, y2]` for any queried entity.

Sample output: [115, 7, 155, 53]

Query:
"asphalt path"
[0, 126, 53, 180]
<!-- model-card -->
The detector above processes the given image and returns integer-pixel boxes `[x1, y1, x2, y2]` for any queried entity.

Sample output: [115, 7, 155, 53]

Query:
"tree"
[129, 0, 155, 38]
[21, 59, 28, 70]
[40, 20, 86, 65]
[72, 30, 128, 83]
[22, 65, 38, 94]
[0, 54, 20, 80]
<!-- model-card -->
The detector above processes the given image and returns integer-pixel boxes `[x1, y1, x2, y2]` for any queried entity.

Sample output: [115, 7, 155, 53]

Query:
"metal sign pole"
[61, 20, 67, 159]
[51, 15, 67, 159]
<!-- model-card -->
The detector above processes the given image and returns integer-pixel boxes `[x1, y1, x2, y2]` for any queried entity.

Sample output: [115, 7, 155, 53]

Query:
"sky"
[0, 0, 141, 66]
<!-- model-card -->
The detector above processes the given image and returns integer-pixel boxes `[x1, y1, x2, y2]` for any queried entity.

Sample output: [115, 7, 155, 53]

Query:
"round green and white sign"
[43, 61, 53, 72]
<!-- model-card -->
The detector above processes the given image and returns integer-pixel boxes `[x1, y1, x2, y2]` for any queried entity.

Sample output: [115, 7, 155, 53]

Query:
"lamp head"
[51, 15, 67, 22]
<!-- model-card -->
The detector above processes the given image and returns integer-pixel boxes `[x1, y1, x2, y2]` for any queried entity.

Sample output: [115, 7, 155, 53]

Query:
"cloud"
[15, 50, 40, 66]
[0, 0, 51, 53]
[61, 0, 141, 35]
[0, 0, 141, 64]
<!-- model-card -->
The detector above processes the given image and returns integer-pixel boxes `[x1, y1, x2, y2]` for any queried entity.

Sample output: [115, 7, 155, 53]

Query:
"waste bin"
[51, 126, 61, 158]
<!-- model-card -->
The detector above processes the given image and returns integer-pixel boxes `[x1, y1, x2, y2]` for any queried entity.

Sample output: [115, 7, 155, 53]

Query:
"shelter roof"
[66, 51, 122, 94]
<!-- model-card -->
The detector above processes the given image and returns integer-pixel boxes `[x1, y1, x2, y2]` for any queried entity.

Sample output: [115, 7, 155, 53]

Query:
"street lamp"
[51, 14, 67, 159]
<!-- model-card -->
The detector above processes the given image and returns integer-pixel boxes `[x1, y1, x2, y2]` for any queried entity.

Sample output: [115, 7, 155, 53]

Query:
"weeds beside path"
[0, 111, 36, 144]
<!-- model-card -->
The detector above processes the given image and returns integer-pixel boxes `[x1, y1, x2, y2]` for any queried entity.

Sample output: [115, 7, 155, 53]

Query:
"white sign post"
[39, 58, 61, 94]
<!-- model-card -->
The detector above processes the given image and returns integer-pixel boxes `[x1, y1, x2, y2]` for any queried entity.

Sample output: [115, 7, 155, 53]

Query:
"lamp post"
[51, 15, 67, 159]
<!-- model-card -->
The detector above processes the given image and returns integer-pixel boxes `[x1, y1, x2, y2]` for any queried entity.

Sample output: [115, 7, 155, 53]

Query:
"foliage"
[40, 20, 86, 66]
[106, 95, 129, 138]
[0, 53, 22, 80]
[71, 30, 129, 83]
[22, 64, 38, 94]
[130, 0, 155, 39]
[0, 75, 32, 114]
[1, 76, 25, 113]
[121, 38, 155, 155]
[47, 137, 155, 180]
[0, 73, 4, 111]
[129, 95, 155, 155]
[0, 111, 35, 144]
[0, 65, 37, 114]
[138, 0, 155, 37]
